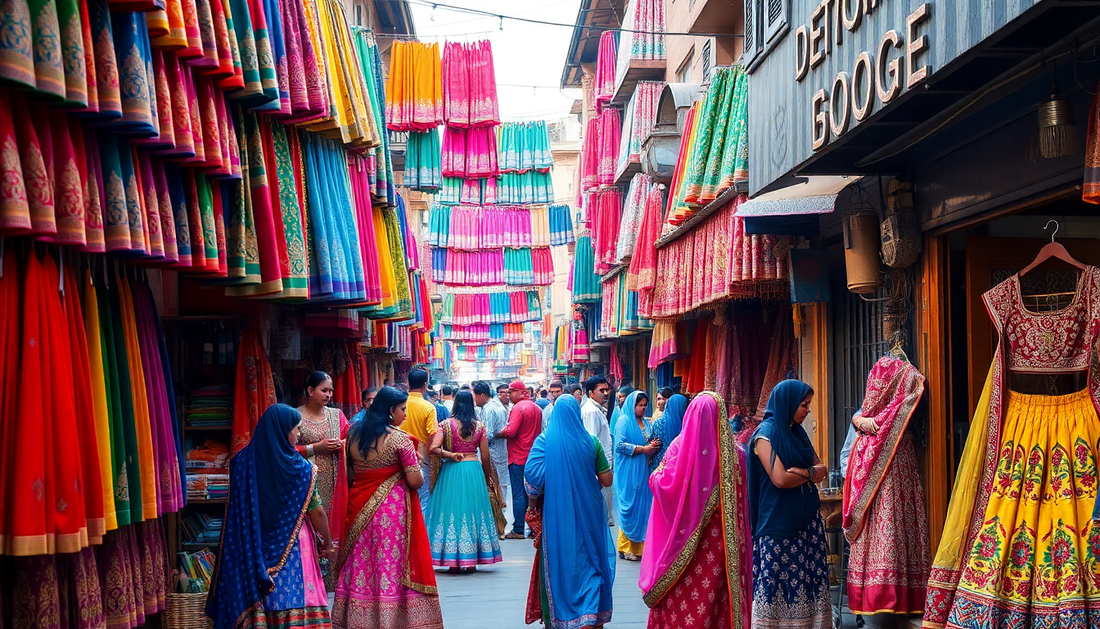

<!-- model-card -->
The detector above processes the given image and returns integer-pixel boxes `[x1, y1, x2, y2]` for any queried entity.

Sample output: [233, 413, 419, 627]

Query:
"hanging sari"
[83, 270, 119, 531]
[333, 430, 441, 629]
[524, 396, 615, 629]
[206, 404, 331, 629]
[613, 391, 653, 553]
[231, 326, 277, 453]
[640, 391, 750, 629]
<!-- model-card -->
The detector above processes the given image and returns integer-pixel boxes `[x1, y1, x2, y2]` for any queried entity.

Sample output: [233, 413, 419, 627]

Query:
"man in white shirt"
[540, 380, 564, 430]
[441, 384, 455, 414]
[475, 381, 510, 531]
[580, 376, 615, 527]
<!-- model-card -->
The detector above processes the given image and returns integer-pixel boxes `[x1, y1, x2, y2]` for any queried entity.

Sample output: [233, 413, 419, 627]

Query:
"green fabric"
[308, 486, 321, 511]
[270, 122, 310, 297]
[106, 278, 142, 523]
[700, 66, 741, 200]
[197, 174, 219, 265]
[593, 437, 610, 474]
[97, 283, 129, 526]
[718, 70, 750, 189]
[680, 67, 723, 204]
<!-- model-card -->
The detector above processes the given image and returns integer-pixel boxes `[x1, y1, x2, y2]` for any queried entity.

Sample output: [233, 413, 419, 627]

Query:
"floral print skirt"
[946, 389, 1100, 629]
[751, 515, 832, 629]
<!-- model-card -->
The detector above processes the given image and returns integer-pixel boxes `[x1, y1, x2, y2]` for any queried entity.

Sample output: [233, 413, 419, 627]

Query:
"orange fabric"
[231, 327, 277, 454]
[346, 465, 437, 591]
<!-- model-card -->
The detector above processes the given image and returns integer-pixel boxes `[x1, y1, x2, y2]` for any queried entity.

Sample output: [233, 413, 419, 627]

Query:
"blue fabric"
[350, 409, 366, 425]
[536, 398, 551, 409]
[524, 397, 614, 629]
[748, 379, 820, 539]
[509, 463, 528, 535]
[419, 459, 432, 517]
[206, 404, 313, 629]
[612, 391, 652, 542]
[751, 514, 831, 623]
[648, 394, 687, 470]
[608, 400, 622, 435]
[427, 460, 503, 566]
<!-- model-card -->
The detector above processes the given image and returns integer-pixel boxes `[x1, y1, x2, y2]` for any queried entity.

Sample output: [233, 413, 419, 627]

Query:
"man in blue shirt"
[350, 387, 377, 424]
[427, 389, 451, 423]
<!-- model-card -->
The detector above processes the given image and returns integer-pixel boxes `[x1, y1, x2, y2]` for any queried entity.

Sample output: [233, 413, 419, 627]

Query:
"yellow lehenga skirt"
[946, 389, 1100, 627]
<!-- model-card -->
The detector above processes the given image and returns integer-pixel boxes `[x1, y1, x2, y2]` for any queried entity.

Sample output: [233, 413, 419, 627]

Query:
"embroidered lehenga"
[925, 266, 1100, 628]
[332, 430, 442, 629]
[843, 356, 929, 616]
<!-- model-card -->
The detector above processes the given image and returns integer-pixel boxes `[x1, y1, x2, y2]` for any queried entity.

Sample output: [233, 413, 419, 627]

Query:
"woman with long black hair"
[331, 387, 442, 629]
[426, 390, 503, 571]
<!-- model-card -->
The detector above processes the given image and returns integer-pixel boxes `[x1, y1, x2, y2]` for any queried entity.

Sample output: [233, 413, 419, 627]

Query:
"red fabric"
[231, 327, 277, 454]
[498, 399, 542, 465]
[645, 514, 733, 629]
[345, 465, 437, 592]
[524, 500, 544, 625]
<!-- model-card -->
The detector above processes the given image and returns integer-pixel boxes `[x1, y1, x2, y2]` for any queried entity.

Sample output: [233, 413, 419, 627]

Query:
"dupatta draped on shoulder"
[525, 396, 615, 629]
[842, 356, 925, 542]
[639, 392, 749, 628]
[612, 391, 653, 543]
[206, 404, 315, 629]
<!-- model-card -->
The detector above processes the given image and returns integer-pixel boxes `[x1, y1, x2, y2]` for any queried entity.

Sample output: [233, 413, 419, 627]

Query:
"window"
[354, 3, 362, 26]
[701, 38, 714, 82]
[743, 0, 788, 70]
[675, 50, 694, 84]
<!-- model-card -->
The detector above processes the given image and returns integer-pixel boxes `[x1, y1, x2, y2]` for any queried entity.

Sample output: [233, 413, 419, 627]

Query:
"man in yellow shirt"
[404, 368, 438, 516]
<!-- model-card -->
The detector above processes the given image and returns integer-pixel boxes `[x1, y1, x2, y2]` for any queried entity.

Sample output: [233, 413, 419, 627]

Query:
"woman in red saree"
[332, 386, 442, 629]
[640, 391, 752, 629]
[843, 356, 929, 617]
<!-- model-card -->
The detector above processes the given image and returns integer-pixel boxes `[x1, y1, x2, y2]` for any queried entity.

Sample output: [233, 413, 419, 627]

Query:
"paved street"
[435, 525, 647, 629]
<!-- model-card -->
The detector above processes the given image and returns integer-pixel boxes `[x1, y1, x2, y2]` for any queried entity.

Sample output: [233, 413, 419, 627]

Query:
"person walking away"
[441, 385, 455, 414]
[524, 396, 616, 628]
[497, 383, 512, 414]
[497, 381, 543, 539]
[404, 368, 439, 518]
[748, 380, 831, 629]
[646, 394, 687, 470]
[541, 381, 564, 430]
[640, 392, 752, 629]
[652, 387, 675, 423]
[331, 387, 443, 629]
[295, 371, 349, 584]
[426, 391, 504, 570]
[427, 390, 450, 431]
[351, 388, 378, 424]
[536, 389, 551, 410]
[613, 391, 657, 561]
[581, 376, 615, 527]
[206, 404, 334, 629]
[474, 381, 511, 525]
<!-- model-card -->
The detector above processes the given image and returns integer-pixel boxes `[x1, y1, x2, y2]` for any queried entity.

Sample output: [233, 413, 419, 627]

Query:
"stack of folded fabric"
[187, 385, 233, 425]
[185, 438, 231, 500]
[181, 512, 225, 545]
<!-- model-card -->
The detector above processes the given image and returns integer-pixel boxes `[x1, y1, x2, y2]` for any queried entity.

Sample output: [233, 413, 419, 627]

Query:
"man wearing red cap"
[497, 380, 543, 539]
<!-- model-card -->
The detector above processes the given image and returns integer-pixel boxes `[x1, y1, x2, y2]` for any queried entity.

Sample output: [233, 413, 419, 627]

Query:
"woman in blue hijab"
[524, 395, 616, 629]
[646, 393, 687, 470]
[206, 404, 334, 629]
[747, 379, 831, 629]
[612, 390, 657, 560]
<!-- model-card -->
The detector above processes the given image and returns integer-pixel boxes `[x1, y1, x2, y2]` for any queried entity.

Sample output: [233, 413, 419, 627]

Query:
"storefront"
[747, 0, 1100, 624]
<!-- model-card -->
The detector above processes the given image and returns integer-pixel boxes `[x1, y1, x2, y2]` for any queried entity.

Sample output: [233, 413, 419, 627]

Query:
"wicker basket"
[164, 592, 214, 629]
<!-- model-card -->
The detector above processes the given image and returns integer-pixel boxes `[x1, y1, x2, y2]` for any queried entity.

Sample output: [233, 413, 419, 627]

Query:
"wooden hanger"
[1018, 220, 1085, 276]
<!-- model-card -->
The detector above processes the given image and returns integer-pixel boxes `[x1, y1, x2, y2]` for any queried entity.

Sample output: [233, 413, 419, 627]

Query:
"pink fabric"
[639, 394, 721, 594]
[593, 31, 616, 111]
[300, 521, 329, 608]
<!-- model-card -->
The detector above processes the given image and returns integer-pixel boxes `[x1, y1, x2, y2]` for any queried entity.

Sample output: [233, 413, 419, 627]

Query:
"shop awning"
[737, 176, 861, 235]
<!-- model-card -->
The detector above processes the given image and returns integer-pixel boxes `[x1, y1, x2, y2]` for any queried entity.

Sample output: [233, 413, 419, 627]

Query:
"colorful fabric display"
[187, 385, 233, 425]
[593, 30, 617, 111]
[627, 181, 664, 316]
[597, 107, 622, 186]
[615, 174, 650, 264]
[498, 121, 554, 173]
[497, 171, 555, 205]
[580, 116, 600, 192]
[455, 343, 521, 363]
[439, 323, 524, 344]
[440, 290, 542, 325]
[386, 40, 443, 131]
[615, 0, 666, 83]
[572, 234, 601, 303]
[430, 205, 555, 249]
[502, 247, 554, 286]
[431, 248, 504, 286]
[652, 196, 792, 319]
[441, 126, 499, 179]
[549, 204, 575, 246]
[405, 129, 442, 192]
[618, 81, 663, 169]
[438, 176, 498, 206]
[442, 40, 500, 128]
[590, 188, 623, 274]
[668, 65, 748, 226]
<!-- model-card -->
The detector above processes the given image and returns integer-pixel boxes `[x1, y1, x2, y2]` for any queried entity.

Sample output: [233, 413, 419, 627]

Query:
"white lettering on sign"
[799, 0, 932, 151]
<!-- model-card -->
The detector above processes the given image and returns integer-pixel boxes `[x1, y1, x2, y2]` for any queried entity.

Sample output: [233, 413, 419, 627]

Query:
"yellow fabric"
[84, 273, 118, 532]
[118, 277, 158, 520]
[955, 389, 1100, 607]
[374, 204, 396, 309]
[617, 529, 644, 556]
[403, 392, 439, 448]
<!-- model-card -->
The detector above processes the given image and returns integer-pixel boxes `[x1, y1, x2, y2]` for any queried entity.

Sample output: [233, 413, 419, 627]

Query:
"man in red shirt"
[497, 380, 543, 539]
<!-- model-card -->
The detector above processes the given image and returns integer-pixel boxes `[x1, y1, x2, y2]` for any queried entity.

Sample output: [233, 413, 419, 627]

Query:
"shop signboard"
[746, 0, 1043, 196]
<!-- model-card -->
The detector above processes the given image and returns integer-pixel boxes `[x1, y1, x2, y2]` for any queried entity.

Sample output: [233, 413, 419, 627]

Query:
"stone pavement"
[435, 528, 647, 629]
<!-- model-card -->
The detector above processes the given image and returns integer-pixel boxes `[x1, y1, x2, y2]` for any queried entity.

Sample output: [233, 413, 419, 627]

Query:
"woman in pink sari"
[640, 391, 752, 629]
[843, 356, 929, 617]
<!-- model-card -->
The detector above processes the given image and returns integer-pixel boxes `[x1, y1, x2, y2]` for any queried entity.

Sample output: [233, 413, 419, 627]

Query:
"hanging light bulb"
[1038, 80, 1079, 159]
